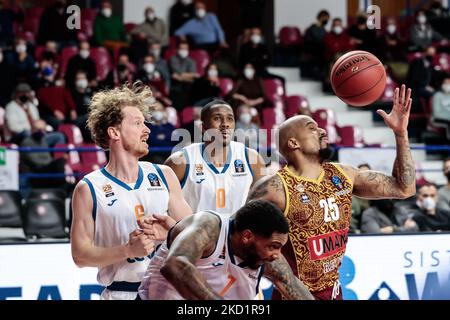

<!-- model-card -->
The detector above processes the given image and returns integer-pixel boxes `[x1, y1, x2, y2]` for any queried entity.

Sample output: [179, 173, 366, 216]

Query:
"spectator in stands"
[174, 1, 227, 53]
[361, 199, 418, 234]
[149, 42, 171, 89]
[169, 41, 199, 110]
[131, 6, 168, 47]
[36, 53, 61, 89]
[239, 27, 270, 75]
[93, 1, 127, 48]
[20, 119, 67, 189]
[36, 0, 77, 46]
[240, 0, 266, 29]
[350, 163, 371, 233]
[102, 54, 135, 89]
[324, 18, 354, 62]
[431, 75, 450, 138]
[143, 101, 176, 164]
[169, 0, 195, 36]
[211, 46, 239, 79]
[39, 40, 59, 63]
[377, 17, 407, 63]
[70, 71, 93, 142]
[134, 54, 171, 106]
[188, 63, 222, 106]
[229, 63, 270, 115]
[234, 104, 260, 149]
[406, 183, 450, 232]
[438, 157, 450, 212]
[302, 9, 330, 79]
[65, 41, 97, 90]
[409, 9, 443, 52]
[5, 37, 37, 86]
[0, 47, 15, 106]
[0, 1, 23, 46]
[426, 0, 450, 38]
[347, 13, 377, 54]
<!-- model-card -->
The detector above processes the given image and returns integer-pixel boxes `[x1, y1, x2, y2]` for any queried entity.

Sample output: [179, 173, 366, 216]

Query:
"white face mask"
[16, 44, 27, 54]
[418, 197, 436, 211]
[387, 24, 396, 34]
[79, 49, 90, 59]
[251, 34, 262, 44]
[144, 63, 155, 74]
[152, 111, 164, 122]
[239, 113, 252, 125]
[333, 26, 343, 35]
[244, 68, 255, 79]
[442, 83, 450, 93]
[417, 15, 427, 24]
[102, 8, 112, 18]
[181, 0, 192, 4]
[151, 49, 160, 59]
[208, 69, 218, 78]
[147, 13, 155, 21]
[196, 8, 206, 18]
[178, 49, 189, 58]
[76, 78, 88, 89]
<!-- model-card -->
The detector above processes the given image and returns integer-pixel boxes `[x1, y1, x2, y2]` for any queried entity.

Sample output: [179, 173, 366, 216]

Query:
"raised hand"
[138, 214, 177, 241]
[376, 84, 412, 137]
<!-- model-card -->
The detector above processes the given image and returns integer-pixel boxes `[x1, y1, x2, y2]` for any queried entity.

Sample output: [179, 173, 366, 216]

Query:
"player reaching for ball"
[247, 84, 416, 300]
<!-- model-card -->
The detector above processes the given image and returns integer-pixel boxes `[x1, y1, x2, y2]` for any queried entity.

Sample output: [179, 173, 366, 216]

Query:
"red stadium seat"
[25, 7, 44, 20]
[337, 125, 364, 147]
[124, 22, 137, 33]
[53, 143, 82, 172]
[313, 108, 339, 144]
[181, 106, 196, 125]
[279, 26, 302, 47]
[219, 78, 234, 97]
[432, 53, 450, 72]
[261, 108, 276, 130]
[284, 95, 309, 118]
[23, 17, 40, 34]
[263, 78, 285, 103]
[407, 52, 423, 63]
[79, 143, 107, 170]
[379, 74, 398, 102]
[81, 8, 97, 21]
[189, 50, 210, 76]
[163, 48, 177, 61]
[58, 46, 78, 78]
[58, 124, 84, 145]
[90, 47, 113, 81]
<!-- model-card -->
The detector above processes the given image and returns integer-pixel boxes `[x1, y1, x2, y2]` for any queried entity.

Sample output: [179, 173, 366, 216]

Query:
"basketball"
[330, 50, 386, 107]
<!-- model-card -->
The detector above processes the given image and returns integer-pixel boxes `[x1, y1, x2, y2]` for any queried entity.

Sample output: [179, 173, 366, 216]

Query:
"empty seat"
[58, 46, 78, 78]
[54, 143, 82, 172]
[189, 49, 210, 76]
[279, 26, 302, 47]
[79, 143, 107, 170]
[338, 125, 365, 147]
[27, 188, 67, 202]
[219, 78, 234, 97]
[284, 95, 310, 118]
[22, 198, 67, 239]
[263, 78, 285, 103]
[90, 47, 113, 81]
[0, 190, 22, 228]
[432, 53, 450, 72]
[181, 106, 197, 125]
[58, 124, 84, 145]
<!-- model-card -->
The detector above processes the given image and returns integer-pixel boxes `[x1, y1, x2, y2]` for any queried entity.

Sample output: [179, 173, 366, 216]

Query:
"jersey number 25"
[319, 197, 340, 222]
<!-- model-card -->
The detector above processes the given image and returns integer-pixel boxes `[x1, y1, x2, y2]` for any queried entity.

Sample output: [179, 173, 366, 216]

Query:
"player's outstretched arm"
[264, 255, 314, 300]
[342, 85, 416, 199]
[160, 212, 223, 300]
[246, 174, 286, 210]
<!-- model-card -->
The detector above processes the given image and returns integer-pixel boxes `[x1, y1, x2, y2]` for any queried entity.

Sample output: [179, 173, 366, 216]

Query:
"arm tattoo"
[162, 214, 223, 300]
[247, 174, 283, 201]
[264, 256, 314, 300]
[392, 135, 416, 190]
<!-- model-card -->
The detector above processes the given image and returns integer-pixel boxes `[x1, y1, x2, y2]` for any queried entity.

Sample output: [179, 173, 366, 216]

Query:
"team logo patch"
[300, 193, 310, 203]
[195, 164, 204, 176]
[147, 173, 161, 187]
[331, 175, 344, 190]
[296, 184, 305, 193]
[102, 183, 114, 197]
[234, 159, 245, 173]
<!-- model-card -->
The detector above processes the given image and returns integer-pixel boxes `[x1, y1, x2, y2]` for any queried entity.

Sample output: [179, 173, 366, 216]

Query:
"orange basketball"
[330, 50, 386, 107]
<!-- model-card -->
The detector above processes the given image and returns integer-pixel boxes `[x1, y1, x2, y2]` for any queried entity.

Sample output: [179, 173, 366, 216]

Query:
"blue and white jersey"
[82, 161, 170, 287]
[181, 141, 254, 216]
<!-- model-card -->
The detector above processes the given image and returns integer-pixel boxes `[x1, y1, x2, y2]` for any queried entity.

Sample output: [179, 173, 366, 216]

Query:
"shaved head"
[277, 115, 314, 159]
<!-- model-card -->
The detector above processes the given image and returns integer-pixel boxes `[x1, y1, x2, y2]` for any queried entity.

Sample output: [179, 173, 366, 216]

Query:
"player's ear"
[287, 138, 299, 150]
[107, 126, 120, 141]
[242, 229, 254, 244]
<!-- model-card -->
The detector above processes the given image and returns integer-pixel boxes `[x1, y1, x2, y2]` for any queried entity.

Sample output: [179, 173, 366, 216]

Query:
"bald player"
[247, 84, 416, 300]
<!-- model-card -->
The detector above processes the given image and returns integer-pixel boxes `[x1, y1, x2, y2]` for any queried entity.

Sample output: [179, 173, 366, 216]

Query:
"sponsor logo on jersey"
[300, 193, 310, 203]
[331, 175, 344, 190]
[212, 262, 224, 267]
[296, 184, 305, 193]
[147, 173, 161, 187]
[247, 272, 260, 280]
[234, 159, 245, 173]
[195, 164, 204, 176]
[107, 199, 118, 207]
[103, 183, 114, 197]
[196, 178, 205, 184]
[308, 228, 349, 260]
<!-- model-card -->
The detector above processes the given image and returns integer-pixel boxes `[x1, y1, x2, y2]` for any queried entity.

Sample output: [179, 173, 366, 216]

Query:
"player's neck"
[288, 155, 323, 180]
[105, 153, 140, 183]
[204, 141, 229, 165]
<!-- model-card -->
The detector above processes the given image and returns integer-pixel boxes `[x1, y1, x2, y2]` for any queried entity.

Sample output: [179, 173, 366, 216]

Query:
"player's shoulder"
[328, 162, 357, 181]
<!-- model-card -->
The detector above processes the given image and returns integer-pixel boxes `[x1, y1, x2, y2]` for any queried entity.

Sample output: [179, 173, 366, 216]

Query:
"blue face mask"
[42, 66, 54, 76]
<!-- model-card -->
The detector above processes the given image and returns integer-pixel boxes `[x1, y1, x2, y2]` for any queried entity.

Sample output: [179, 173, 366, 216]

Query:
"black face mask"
[322, 19, 329, 26]
[425, 55, 434, 62]
[18, 95, 28, 103]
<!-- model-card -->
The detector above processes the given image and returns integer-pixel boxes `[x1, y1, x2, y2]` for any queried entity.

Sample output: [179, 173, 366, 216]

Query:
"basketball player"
[138, 200, 314, 300]
[70, 83, 192, 300]
[165, 99, 266, 215]
[247, 85, 416, 300]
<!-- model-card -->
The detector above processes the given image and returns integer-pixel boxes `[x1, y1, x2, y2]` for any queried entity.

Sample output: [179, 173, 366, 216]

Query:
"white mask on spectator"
[196, 9, 206, 18]
[79, 49, 90, 59]
[442, 83, 450, 93]
[102, 8, 112, 18]
[387, 24, 396, 34]
[16, 44, 27, 54]
[420, 197, 436, 211]
[76, 78, 88, 89]
[144, 63, 155, 74]
[147, 12, 155, 21]
[417, 15, 427, 24]
[239, 113, 252, 125]
[152, 111, 164, 122]
[151, 49, 160, 59]
[244, 68, 255, 79]
[251, 34, 262, 44]
[208, 69, 218, 78]
[178, 49, 189, 58]
[333, 26, 343, 35]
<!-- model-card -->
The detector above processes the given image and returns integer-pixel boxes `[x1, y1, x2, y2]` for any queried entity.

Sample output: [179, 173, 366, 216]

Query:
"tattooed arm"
[160, 212, 223, 300]
[341, 85, 416, 199]
[264, 255, 314, 300]
[246, 174, 286, 211]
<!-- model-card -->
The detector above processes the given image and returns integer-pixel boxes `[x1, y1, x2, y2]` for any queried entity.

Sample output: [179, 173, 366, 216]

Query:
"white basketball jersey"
[181, 141, 254, 216]
[82, 161, 170, 287]
[138, 212, 263, 300]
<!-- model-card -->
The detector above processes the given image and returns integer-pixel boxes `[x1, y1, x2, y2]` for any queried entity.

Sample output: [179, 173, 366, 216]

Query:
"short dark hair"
[444, 157, 450, 166]
[234, 200, 289, 238]
[200, 99, 232, 122]
[317, 10, 330, 19]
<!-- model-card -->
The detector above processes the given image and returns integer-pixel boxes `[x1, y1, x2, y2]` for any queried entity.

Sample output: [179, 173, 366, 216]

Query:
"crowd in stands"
[0, 0, 449, 235]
